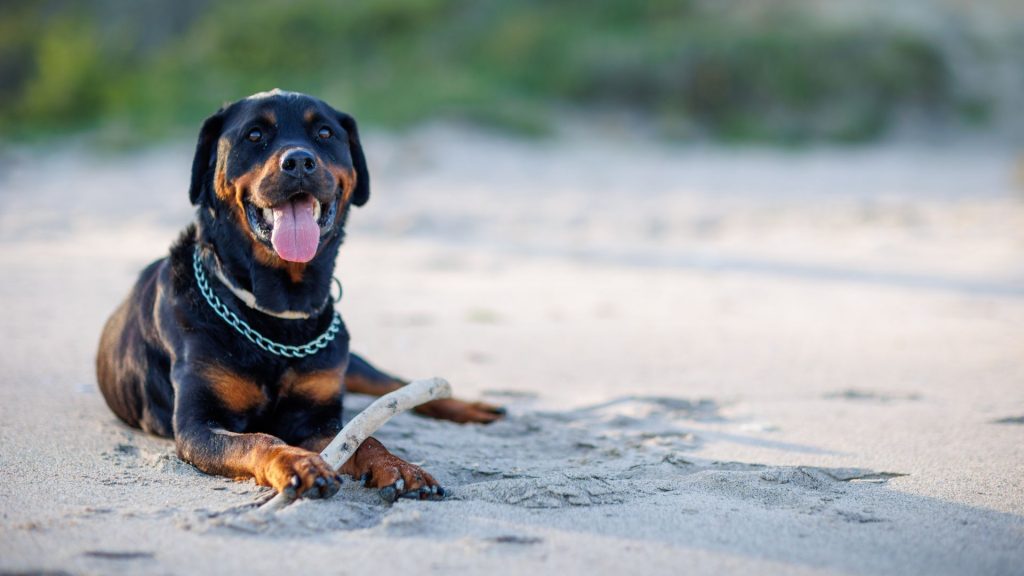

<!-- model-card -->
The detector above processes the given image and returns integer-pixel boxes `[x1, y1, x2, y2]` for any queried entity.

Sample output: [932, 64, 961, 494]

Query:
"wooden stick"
[256, 377, 452, 514]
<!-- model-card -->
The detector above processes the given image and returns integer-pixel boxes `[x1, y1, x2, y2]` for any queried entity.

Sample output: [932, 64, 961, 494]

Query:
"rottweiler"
[96, 90, 503, 502]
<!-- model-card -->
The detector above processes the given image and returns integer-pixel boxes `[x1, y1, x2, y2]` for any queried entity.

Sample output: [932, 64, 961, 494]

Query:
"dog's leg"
[345, 353, 505, 424]
[172, 367, 342, 499]
[339, 437, 444, 502]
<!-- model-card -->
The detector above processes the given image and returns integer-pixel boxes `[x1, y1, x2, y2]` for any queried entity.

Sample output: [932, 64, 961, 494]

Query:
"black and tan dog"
[97, 90, 502, 502]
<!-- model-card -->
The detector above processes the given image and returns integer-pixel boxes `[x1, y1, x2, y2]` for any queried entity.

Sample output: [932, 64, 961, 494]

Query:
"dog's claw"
[290, 475, 301, 488]
[379, 485, 398, 503]
[393, 484, 437, 501]
[323, 479, 340, 499]
[360, 472, 371, 486]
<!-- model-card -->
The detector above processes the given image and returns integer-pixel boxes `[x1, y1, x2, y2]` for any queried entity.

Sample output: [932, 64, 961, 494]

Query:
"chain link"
[193, 246, 341, 358]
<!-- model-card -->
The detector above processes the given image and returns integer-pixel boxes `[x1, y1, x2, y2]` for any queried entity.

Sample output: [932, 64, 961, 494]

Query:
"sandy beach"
[1, 126, 1022, 575]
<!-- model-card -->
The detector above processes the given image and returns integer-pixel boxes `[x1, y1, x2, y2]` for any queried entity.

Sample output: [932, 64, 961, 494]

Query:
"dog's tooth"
[312, 200, 322, 222]
[262, 207, 273, 223]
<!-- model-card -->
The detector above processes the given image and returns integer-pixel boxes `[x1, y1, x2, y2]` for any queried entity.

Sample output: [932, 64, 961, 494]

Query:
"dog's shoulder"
[168, 223, 198, 295]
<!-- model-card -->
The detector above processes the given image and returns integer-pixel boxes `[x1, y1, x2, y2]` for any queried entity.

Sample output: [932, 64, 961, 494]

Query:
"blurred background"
[2, 0, 1023, 144]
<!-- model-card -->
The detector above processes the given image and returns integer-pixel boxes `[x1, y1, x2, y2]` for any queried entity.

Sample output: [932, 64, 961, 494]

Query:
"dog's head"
[189, 89, 369, 265]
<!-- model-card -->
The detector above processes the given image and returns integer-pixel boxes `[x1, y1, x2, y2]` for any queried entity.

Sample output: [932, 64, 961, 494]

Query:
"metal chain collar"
[192, 245, 342, 358]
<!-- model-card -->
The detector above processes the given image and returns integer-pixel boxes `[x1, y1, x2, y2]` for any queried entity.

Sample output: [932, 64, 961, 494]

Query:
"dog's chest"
[205, 364, 344, 417]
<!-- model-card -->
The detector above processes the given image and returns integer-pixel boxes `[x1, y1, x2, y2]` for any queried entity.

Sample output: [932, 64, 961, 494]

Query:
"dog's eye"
[247, 128, 262, 142]
[317, 126, 332, 140]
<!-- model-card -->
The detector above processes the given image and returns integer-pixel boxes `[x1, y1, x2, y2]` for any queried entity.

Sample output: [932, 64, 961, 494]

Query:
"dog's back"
[97, 257, 174, 437]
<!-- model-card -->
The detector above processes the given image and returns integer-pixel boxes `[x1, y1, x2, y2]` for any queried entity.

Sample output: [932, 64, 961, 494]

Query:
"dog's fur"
[96, 90, 501, 501]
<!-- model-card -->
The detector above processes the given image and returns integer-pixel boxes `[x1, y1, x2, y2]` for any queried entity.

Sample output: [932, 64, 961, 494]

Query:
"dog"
[96, 90, 503, 502]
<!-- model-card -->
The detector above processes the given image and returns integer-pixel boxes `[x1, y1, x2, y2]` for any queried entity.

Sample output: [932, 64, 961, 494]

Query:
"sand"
[1, 126, 1022, 575]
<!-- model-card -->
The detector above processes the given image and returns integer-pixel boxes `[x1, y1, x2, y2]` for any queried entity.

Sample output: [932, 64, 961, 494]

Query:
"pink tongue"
[270, 195, 320, 263]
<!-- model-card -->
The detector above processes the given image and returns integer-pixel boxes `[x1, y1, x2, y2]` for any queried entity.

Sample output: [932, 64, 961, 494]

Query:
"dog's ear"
[189, 108, 226, 206]
[337, 112, 370, 207]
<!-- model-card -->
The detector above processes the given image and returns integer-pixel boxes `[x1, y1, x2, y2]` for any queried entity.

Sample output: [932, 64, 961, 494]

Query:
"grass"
[0, 0, 993, 144]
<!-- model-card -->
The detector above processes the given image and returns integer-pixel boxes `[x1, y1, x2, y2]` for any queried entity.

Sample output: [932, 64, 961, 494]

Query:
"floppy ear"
[337, 112, 370, 207]
[189, 109, 226, 206]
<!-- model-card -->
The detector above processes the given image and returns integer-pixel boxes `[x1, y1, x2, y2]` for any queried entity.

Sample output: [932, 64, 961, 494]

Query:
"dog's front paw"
[261, 446, 342, 499]
[340, 437, 444, 503]
[414, 397, 506, 424]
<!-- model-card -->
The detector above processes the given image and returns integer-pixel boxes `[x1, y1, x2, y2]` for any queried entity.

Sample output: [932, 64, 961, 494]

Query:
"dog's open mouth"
[245, 193, 339, 263]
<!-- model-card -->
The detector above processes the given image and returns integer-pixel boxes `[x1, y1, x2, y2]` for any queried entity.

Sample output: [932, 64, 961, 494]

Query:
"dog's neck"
[196, 213, 344, 319]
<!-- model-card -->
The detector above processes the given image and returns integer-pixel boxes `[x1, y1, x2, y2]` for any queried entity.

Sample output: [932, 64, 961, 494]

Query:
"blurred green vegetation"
[0, 0, 1000, 143]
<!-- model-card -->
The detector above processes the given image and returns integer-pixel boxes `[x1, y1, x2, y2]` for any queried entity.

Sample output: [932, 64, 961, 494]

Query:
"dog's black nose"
[280, 148, 317, 176]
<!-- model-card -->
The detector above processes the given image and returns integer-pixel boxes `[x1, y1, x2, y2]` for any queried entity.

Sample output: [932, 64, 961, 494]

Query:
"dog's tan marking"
[282, 367, 344, 403]
[203, 364, 267, 412]
[214, 138, 234, 201]
[326, 165, 356, 205]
